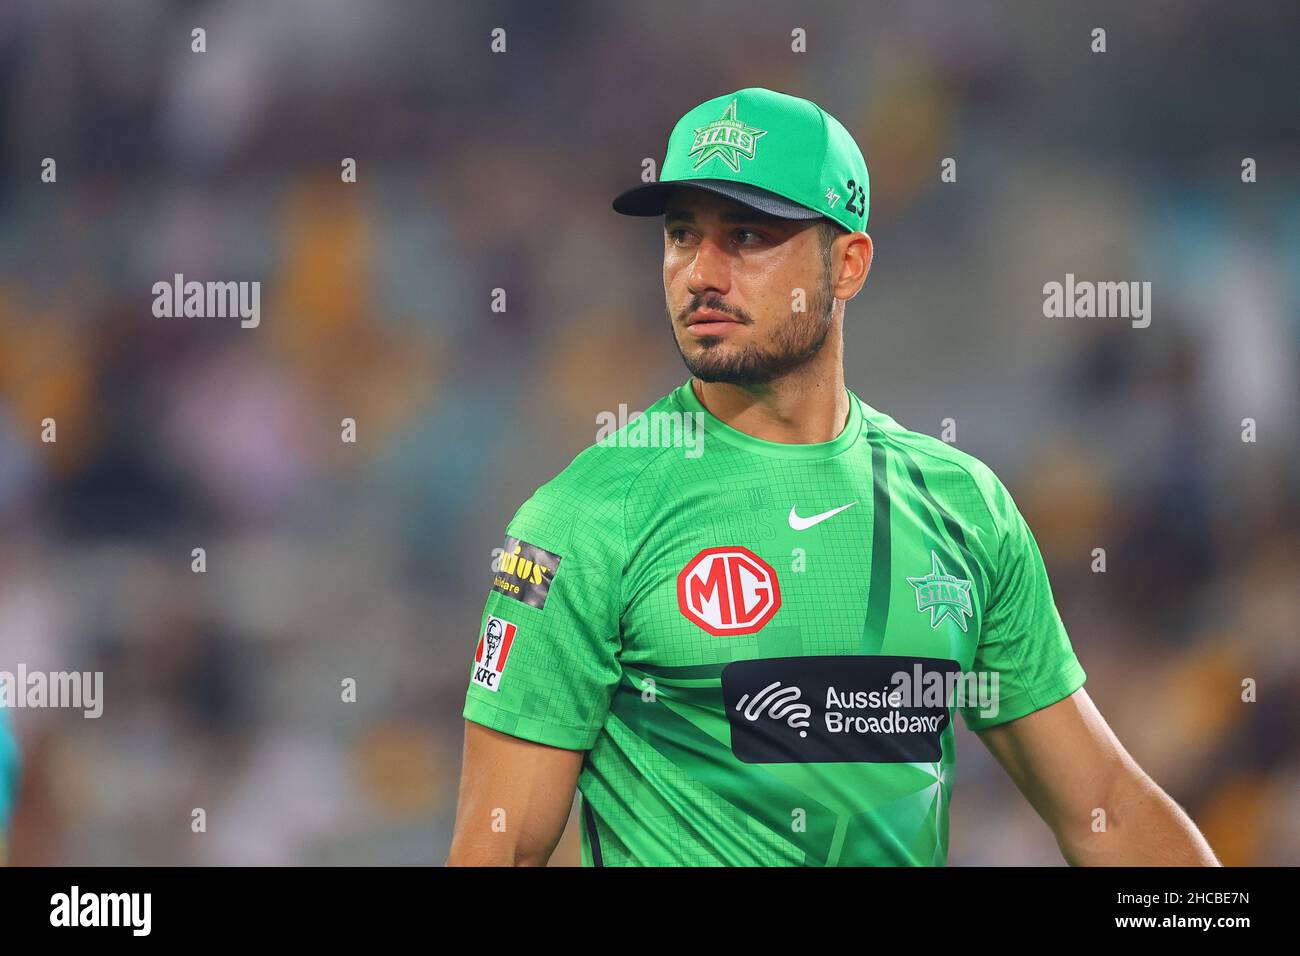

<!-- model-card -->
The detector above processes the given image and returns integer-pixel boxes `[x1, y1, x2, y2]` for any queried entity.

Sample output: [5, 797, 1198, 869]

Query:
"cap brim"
[613, 179, 823, 220]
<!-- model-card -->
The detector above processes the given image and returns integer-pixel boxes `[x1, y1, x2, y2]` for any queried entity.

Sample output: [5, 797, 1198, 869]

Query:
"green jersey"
[463, 379, 1086, 866]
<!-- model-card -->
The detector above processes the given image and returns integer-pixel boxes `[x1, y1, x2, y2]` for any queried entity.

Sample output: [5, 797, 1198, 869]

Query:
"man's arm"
[446, 721, 585, 866]
[976, 688, 1220, 866]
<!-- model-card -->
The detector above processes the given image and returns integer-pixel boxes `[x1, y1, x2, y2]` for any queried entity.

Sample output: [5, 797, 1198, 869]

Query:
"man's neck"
[691, 363, 850, 445]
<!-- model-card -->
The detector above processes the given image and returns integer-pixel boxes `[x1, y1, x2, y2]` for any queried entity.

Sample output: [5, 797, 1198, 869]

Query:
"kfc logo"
[677, 546, 782, 636]
[471, 615, 517, 692]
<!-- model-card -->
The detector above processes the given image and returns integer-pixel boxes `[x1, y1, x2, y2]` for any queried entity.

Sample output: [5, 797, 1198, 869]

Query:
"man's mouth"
[686, 308, 745, 336]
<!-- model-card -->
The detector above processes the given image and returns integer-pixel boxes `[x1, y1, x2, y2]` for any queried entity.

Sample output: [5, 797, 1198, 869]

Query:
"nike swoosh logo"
[788, 501, 857, 531]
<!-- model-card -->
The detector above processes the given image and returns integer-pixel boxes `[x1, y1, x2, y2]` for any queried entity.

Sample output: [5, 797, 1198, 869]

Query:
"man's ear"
[834, 232, 873, 302]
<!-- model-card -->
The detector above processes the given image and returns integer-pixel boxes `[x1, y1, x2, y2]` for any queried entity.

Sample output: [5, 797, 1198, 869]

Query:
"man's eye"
[735, 229, 764, 245]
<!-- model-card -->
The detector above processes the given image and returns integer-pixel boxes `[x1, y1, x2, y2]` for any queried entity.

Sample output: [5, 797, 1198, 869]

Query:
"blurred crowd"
[0, 0, 1296, 864]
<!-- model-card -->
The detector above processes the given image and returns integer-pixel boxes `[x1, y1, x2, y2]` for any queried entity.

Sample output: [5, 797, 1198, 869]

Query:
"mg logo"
[677, 546, 781, 636]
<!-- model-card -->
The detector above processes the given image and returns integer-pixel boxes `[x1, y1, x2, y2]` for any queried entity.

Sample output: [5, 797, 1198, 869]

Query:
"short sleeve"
[461, 480, 625, 751]
[959, 474, 1086, 732]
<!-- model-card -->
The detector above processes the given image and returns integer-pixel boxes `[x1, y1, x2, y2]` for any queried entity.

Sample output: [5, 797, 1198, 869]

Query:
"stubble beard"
[670, 272, 836, 387]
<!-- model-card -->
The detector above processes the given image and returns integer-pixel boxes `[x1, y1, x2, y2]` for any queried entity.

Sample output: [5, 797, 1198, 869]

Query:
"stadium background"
[0, 0, 1297, 865]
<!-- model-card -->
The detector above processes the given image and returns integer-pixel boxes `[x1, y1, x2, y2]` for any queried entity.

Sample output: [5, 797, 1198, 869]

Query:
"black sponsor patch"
[491, 536, 562, 609]
[722, 656, 962, 764]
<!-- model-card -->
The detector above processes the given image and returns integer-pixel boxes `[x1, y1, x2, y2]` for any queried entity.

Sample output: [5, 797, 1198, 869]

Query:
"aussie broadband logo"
[735, 682, 812, 738]
[471, 615, 517, 692]
[677, 546, 781, 636]
[723, 656, 967, 763]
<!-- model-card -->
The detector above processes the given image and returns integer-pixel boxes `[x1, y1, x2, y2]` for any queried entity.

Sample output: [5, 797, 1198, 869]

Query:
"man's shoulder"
[546, 387, 687, 491]
[507, 388, 687, 549]
[855, 395, 1011, 529]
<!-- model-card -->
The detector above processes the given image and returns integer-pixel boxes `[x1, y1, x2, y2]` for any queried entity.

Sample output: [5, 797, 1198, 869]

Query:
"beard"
[670, 274, 836, 387]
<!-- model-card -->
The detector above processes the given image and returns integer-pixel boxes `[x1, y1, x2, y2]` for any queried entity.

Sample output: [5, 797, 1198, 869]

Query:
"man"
[448, 87, 1219, 866]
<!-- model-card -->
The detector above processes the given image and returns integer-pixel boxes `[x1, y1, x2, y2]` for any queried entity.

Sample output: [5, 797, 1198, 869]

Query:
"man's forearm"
[446, 795, 563, 866]
[445, 837, 551, 867]
[1059, 769, 1220, 866]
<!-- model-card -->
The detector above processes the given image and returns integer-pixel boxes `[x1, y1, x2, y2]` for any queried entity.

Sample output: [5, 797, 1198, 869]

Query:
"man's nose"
[686, 235, 732, 297]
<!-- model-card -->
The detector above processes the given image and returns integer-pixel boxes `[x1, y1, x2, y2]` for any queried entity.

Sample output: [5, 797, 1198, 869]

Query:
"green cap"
[613, 87, 869, 233]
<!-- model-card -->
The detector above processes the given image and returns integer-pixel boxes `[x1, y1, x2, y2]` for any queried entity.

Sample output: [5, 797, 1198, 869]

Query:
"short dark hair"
[815, 218, 848, 274]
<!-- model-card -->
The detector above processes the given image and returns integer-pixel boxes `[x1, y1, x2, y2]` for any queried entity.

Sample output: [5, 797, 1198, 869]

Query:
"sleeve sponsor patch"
[491, 537, 562, 608]
[471, 615, 518, 692]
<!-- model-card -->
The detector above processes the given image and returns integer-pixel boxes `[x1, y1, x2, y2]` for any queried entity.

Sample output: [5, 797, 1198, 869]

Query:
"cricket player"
[448, 88, 1219, 866]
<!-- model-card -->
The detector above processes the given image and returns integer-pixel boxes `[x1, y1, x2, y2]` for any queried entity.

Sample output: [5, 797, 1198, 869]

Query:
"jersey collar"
[675, 379, 864, 461]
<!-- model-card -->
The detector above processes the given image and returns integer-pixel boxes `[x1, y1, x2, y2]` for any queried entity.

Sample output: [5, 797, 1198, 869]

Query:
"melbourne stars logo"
[688, 100, 767, 172]
[907, 551, 974, 632]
